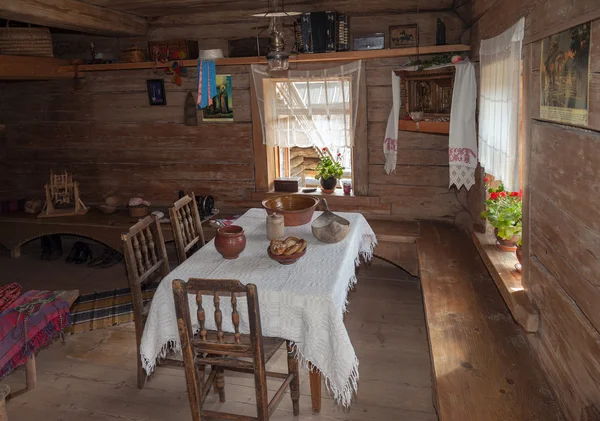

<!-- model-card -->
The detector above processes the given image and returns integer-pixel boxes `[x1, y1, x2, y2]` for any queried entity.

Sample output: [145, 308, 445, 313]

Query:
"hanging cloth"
[382, 60, 478, 190]
[383, 71, 401, 174]
[448, 60, 478, 190]
[197, 59, 217, 110]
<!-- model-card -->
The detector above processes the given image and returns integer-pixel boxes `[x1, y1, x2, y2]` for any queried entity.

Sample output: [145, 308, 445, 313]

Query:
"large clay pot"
[215, 225, 246, 259]
[494, 228, 519, 252]
[320, 177, 338, 193]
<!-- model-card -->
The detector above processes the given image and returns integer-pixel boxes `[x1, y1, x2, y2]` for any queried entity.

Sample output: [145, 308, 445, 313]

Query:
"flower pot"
[516, 246, 523, 265]
[214, 225, 246, 259]
[320, 177, 337, 194]
[494, 228, 519, 252]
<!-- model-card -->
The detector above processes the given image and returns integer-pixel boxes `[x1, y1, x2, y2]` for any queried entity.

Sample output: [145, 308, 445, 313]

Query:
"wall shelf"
[399, 120, 450, 134]
[55, 44, 470, 73]
[0, 55, 71, 80]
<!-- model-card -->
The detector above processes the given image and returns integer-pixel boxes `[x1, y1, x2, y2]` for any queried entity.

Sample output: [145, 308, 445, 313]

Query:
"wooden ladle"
[311, 199, 350, 243]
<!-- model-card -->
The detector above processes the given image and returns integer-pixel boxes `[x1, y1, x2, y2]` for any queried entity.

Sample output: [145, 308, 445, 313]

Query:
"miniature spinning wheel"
[39, 170, 88, 218]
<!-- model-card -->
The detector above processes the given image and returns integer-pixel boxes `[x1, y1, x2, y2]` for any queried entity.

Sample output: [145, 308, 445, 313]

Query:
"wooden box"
[148, 40, 199, 61]
[274, 177, 300, 193]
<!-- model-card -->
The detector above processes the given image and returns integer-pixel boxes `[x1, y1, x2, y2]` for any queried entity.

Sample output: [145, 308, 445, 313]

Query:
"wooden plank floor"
[4, 260, 437, 421]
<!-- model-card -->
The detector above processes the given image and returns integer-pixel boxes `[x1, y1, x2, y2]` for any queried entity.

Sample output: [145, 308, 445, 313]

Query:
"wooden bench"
[367, 218, 420, 276]
[416, 221, 563, 420]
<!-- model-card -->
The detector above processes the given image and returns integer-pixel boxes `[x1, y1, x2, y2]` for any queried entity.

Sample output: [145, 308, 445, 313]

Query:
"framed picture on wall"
[202, 74, 234, 122]
[389, 24, 419, 48]
[146, 79, 167, 106]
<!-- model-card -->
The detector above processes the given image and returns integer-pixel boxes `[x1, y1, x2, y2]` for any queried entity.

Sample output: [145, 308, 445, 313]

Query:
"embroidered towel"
[448, 60, 478, 190]
[196, 59, 217, 109]
[383, 71, 401, 174]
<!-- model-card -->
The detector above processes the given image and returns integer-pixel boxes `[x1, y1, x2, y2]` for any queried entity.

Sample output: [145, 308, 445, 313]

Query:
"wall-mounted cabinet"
[395, 66, 455, 134]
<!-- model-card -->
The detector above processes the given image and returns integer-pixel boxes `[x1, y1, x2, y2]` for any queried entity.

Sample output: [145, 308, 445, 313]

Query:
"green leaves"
[315, 155, 344, 180]
[481, 185, 522, 241]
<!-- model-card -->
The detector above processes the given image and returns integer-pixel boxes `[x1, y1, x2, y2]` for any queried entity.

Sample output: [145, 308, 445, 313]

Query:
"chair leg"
[136, 341, 146, 389]
[287, 341, 300, 416]
[215, 367, 226, 403]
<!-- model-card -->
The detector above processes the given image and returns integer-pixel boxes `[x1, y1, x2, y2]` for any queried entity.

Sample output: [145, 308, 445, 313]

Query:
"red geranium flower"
[489, 192, 499, 200]
[337, 153, 342, 157]
[484, 177, 490, 183]
[510, 191, 520, 197]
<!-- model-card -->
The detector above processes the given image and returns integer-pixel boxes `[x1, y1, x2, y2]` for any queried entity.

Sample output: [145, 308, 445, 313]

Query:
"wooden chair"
[121, 215, 170, 389]
[172, 278, 300, 421]
[170, 193, 206, 264]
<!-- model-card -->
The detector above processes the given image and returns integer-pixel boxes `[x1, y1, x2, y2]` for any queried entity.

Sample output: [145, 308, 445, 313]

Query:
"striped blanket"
[0, 290, 71, 379]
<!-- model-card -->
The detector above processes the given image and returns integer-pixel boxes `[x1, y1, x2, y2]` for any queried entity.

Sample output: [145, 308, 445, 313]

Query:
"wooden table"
[141, 209, 374, 413]
[10, 289, 79, 398]
[0, 209, 219, 257]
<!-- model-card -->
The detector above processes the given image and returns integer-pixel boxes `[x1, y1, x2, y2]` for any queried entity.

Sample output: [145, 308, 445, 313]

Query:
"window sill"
[472, 227, 539, 333]
[250, 189, 380, 207]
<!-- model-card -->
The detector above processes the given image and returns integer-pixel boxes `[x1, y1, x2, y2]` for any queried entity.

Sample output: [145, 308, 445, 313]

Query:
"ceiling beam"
[0, 0, 148, 36]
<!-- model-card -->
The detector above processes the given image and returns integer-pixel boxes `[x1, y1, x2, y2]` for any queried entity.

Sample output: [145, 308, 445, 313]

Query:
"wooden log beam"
[0, 0, 148, 37]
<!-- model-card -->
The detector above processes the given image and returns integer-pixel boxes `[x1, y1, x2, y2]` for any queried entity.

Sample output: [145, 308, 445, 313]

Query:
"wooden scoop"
[311, 199, 350, 243]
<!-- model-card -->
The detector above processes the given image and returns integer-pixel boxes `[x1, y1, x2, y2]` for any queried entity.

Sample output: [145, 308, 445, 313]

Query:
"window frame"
[251, 61, 368, 195]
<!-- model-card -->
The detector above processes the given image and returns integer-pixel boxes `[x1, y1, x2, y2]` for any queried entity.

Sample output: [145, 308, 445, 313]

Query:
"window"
[251, 62, 362, 190]
[264, 78, 353, 186]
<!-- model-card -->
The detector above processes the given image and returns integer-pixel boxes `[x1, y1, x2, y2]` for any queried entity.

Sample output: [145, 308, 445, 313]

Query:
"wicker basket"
[0, 26, 53, 57]
[120, 48, 147, 63]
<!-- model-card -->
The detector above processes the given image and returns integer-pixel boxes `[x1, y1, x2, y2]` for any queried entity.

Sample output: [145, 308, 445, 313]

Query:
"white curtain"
[478, 18, 524, 192]
[251, 61, 362, 148]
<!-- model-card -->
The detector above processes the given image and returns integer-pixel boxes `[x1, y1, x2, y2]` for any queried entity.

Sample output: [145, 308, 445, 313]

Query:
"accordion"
[301, 11, 337, 53]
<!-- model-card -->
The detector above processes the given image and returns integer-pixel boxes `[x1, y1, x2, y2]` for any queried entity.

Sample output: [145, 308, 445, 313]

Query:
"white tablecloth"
[140, 208, 376, 407]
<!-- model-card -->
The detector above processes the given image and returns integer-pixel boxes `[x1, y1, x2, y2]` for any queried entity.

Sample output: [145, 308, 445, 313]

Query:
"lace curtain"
[478, 18, 525, 192]
[251, 61, 362, 148]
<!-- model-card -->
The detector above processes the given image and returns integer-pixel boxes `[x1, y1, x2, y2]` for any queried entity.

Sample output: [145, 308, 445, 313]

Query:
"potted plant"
[516, 236, 523, 266]
[481, 184, 523, 252]
[314, 148, 345, 194]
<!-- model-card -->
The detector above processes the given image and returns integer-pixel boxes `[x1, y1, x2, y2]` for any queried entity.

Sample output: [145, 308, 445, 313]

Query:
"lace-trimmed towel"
[140, 208, 377, 407]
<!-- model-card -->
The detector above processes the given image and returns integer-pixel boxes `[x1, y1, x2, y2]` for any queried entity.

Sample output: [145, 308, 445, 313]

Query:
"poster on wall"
[540, 23, 591, 127]
[202, 74, 234, 122]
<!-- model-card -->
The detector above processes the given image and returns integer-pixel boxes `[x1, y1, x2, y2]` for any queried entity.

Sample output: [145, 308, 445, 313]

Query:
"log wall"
[0, 8, 471, 223]
[466, 1, 600, 418]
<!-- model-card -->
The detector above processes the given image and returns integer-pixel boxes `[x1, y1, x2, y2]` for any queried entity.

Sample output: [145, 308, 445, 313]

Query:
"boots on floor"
[47, 235, 63, 261]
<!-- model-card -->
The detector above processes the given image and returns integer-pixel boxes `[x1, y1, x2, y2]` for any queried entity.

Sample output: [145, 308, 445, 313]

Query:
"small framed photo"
[146, 79, 166, 106]
[389, 24, 419, 48]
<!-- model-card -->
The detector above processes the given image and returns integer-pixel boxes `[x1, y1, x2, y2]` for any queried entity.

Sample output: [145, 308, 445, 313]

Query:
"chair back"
[172, 278, 266, 361]
[121, 215, 170, 288]
[169, 193, 205, 264]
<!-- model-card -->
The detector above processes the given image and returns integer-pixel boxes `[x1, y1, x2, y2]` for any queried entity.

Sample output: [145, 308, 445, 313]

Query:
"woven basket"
[120, 48, 147, 63]
[0, 26, 53, 57]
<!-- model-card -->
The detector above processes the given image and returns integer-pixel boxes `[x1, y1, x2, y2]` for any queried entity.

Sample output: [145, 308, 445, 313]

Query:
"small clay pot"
[494, 228, 519, 252]
[320, 177, 337, 194]
[516, 246, 523, 265]
[215, 225, 246, 259]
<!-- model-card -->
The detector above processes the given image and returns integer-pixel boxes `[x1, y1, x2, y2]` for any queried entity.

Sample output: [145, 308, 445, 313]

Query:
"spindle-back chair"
[121, 215, 170, 389]
[169, 193, 205, 264]
[172, 278, 300, 421]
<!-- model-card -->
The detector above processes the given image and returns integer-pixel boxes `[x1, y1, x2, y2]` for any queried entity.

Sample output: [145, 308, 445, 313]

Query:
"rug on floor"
[65, 283, 157, 334]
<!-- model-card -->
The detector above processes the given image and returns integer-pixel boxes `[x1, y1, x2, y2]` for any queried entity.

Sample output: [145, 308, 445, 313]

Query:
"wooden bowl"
[98, 204, 117, 214]
[267, 246, 307, 265]
[262, 195, 319, 226]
